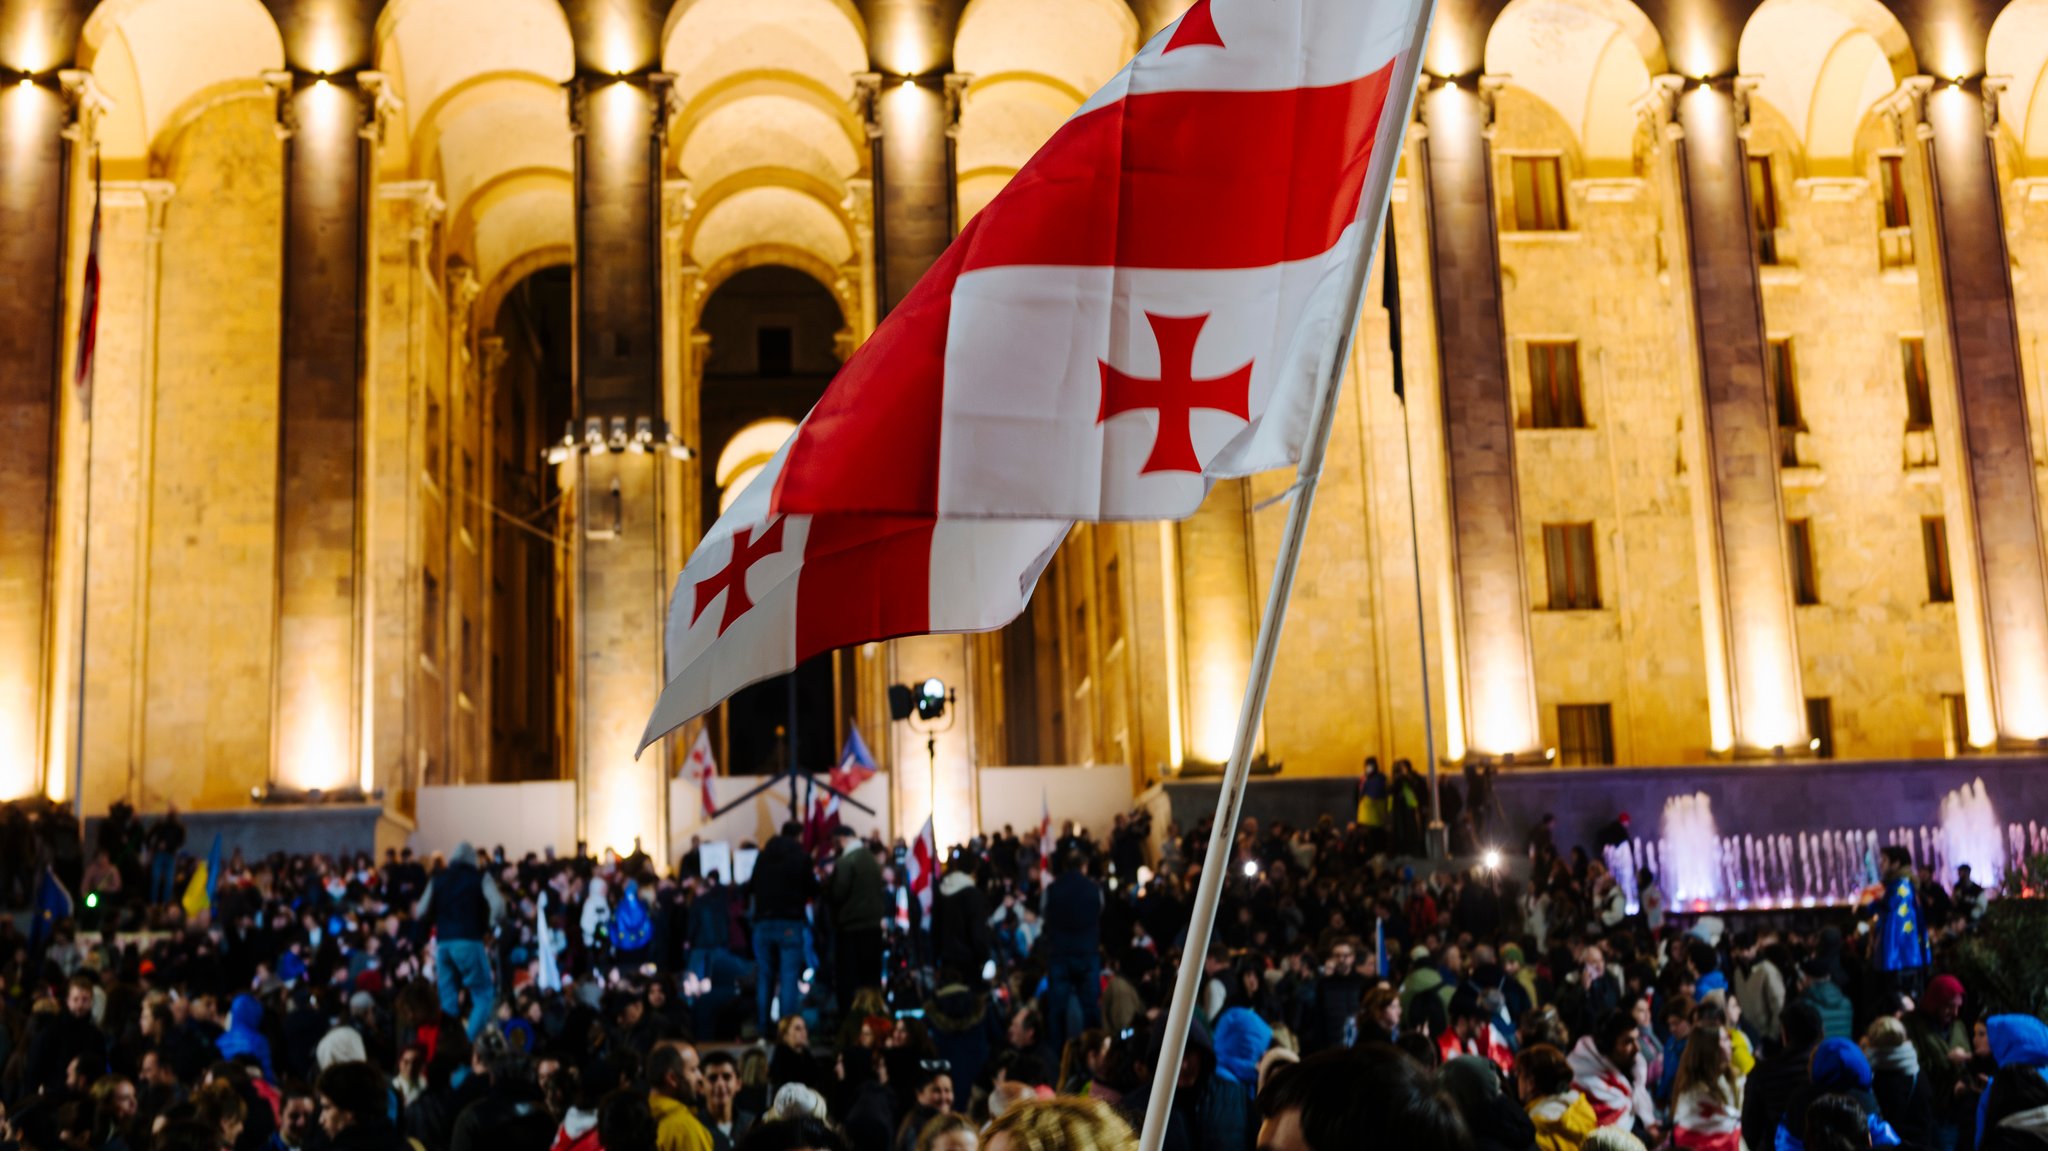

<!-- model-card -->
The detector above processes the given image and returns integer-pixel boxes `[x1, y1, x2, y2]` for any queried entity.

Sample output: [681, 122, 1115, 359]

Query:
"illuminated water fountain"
[1601, 780, 2031, 914]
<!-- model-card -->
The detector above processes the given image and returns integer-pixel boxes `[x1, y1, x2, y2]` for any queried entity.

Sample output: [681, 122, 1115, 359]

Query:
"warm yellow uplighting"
[1159, 523, 1185, 772]
[0, 702, 33, 801]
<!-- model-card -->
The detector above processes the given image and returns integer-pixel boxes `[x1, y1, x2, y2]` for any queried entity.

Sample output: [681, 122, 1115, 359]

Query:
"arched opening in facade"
[699, 266, 849, 776]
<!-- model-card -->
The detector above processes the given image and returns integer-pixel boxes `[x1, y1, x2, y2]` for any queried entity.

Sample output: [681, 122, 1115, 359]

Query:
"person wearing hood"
[1865, 1017, 1935, 1150]
[1121, 1018, 1255, 1151]
[216, 995, 275, 1083]
[612, 879, 654, 963]
[1980, 1050, 2048, 1151]
[1799, 959, 1855, 1042]
[581, 876, 613, 951]
[1977, 1016, 2048, 1150]
[1519, 1044, 1598, 1151]
[1441, 1054, 1539, 1151]
[1775, 1038, 1903, 1151]
[1212, 1008, 1274, 1089]
[926, 979, 1004, 1097]
[415, 842, 506, 1040]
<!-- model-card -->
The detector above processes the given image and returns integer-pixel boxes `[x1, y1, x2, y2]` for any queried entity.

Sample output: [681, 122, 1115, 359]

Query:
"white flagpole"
[1135, 4, 1438, 1146]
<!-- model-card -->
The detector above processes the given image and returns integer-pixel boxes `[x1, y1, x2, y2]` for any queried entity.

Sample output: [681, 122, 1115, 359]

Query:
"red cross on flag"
[772, 0, 1423, 522]
[638, 443, 1067, 752]
[683, 731, 719, 817]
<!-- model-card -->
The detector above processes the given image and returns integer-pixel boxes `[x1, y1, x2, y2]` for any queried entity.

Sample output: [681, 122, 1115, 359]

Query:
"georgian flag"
[773, 0, 1422, 521]
[908, 816, 937, 925]
[683, 731, 719, 816]
[637, 442, 1067, 751]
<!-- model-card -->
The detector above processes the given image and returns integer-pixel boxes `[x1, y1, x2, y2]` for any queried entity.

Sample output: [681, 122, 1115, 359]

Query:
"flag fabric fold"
[909, 816, 936, 926]
[75, 195, 101, 417]
[772, 0, 1419, 522]
[638, 443, 1067, 752]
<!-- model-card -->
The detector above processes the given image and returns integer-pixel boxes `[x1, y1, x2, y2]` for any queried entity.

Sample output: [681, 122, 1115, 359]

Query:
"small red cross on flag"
[691, 519, 786, 635]
[684, 730, 719, 817]
[770, 0, 1423, 522]
[1098, 312, 1253, 475]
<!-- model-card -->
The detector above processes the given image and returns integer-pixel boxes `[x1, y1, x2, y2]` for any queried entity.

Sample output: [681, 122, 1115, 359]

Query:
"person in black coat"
[1440, 1056, 1538, 1151]
[317, 1061, 412, 1151]
[750, 823, 819, 1041]
[931, 859, 992, 987]
[27, 975, 109, 1097]
[1868, 1019, 1938, 1151]
[1743, 1002, 1824, 1151]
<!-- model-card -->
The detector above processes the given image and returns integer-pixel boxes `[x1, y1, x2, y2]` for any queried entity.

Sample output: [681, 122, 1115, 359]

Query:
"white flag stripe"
[936, 222, 1366, 520]
[1076, 0, 1417, 119]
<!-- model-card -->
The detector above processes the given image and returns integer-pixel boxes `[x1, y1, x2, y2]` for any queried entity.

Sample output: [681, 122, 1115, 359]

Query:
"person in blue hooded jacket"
[217, 993, 276, 1082]
[1775, 1038, 1902, 1151]
[1211, 1007, 1274, 1088]
[1976, 1015, 2048, 1147]
[1859, 847, 1929, 980]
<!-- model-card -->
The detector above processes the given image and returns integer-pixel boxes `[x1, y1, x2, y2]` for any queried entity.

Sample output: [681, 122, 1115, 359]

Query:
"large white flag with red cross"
[771, 0, 1421, 521]
[640, 0, 1426, 748]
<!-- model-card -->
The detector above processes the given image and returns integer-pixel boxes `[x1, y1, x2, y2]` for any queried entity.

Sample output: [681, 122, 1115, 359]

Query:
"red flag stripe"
[793, 517, 936, 662]
[774, 67, 1392, 520]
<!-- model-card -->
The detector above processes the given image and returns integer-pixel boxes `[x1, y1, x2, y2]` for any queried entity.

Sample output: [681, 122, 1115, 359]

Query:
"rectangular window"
[423, 572, 441, 662]
[1543, 523, 1600, 610]
[1879, 155, 1910, 230]
[1901, 338, 1933, 430]
[1511, 156, 1568, 231]
[1941, 693, 1970, 757]
[1769, 339, 1801, 466]
[1789, 519, 1819, 605]
[1749, 155, 1781, 264]
[1806, 697, 1834, 759]
[1923, 517, 1954, 603]
[757, 326, 794, 376]
[426, 398, 443, 483]
[1528, 342, 1586, 429]
[1557, 704, 1614, 767]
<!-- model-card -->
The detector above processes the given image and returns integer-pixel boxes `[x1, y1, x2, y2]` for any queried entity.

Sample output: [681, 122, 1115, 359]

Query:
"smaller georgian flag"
[638, 444, 1067, 753]
[683, 731, 719, 817]
[908, 816, 937, 925]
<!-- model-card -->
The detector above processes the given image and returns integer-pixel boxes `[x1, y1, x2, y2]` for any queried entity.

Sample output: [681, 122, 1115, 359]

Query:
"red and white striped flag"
[1039, 790, 1054, 882]
[772, 0, 1420, 522]
[639, 0, 1426, 747]
[638, 445, 1066, 751]
[74, 197, 101, 417]
[908, 816, 937, 925]
[683, 730, 719, 817]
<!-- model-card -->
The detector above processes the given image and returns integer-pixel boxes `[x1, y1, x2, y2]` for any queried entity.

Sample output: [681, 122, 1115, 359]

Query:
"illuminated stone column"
[0, 77, 70, 800]
[1176, 483, 1257, 768]
[1894, 78, 2048, 748]
[1644, 76, 1808, 756]
[1416, 79, 1543, 763]
[863, 0, 980, 844]
[569, 74, 672, 860]
[265, 69, 380, 795]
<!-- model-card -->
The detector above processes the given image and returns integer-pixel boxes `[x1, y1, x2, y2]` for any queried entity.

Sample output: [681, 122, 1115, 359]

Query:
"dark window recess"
[1879, 155, 1910, 230]
[1902, 338, 1933, 430]
[1511, 156, 1568, 231]
[1923, 517, 1953, 603]
[757, 327, 794, 376]
[1543, 523, 1600, 610]
[1557, 704, 1614, 766]
[1769, 339, 1801, 466]
[1806, 697, 1834, 759]
[1529, 342, 1586, 429]
[1749, 155, 1781, 265]
[1789, 519, 1819, 605]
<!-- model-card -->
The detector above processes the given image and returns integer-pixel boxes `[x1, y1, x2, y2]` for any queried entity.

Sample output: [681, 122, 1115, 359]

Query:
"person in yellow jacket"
[649, 1044, 715, 1151]
[1518, 1044, 1601, 1151]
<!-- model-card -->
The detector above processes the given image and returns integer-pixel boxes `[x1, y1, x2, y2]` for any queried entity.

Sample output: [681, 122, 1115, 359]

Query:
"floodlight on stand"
[915, 677, 948, 721]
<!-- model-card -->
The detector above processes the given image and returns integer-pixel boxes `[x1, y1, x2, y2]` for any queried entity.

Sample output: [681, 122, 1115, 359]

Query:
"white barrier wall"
[411, 781, 577, 860]
[978, 765, 1135, 838]
[413, 764, 1135, 863]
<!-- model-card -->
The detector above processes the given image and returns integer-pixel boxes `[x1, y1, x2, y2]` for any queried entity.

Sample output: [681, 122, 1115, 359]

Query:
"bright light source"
[85, 892, 98, 909]
[1242, 861, 1258, 877]
[1482, 849, 1502, 870]
[1809, 738, 1821, 751]
[914, 678, 948, 721]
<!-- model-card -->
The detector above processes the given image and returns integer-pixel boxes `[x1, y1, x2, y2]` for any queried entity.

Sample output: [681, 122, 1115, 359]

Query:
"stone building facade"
[1, 0, 2044, 852]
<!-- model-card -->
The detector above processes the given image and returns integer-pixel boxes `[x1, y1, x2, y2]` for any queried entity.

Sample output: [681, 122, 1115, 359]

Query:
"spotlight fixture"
[544, 417, 694, 463]
[915, 677, 949, 721]
[1482, 849, 1503, 871]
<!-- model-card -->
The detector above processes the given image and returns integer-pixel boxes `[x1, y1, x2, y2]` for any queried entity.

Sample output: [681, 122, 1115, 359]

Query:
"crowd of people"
[0, 778, 2039, 1151]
